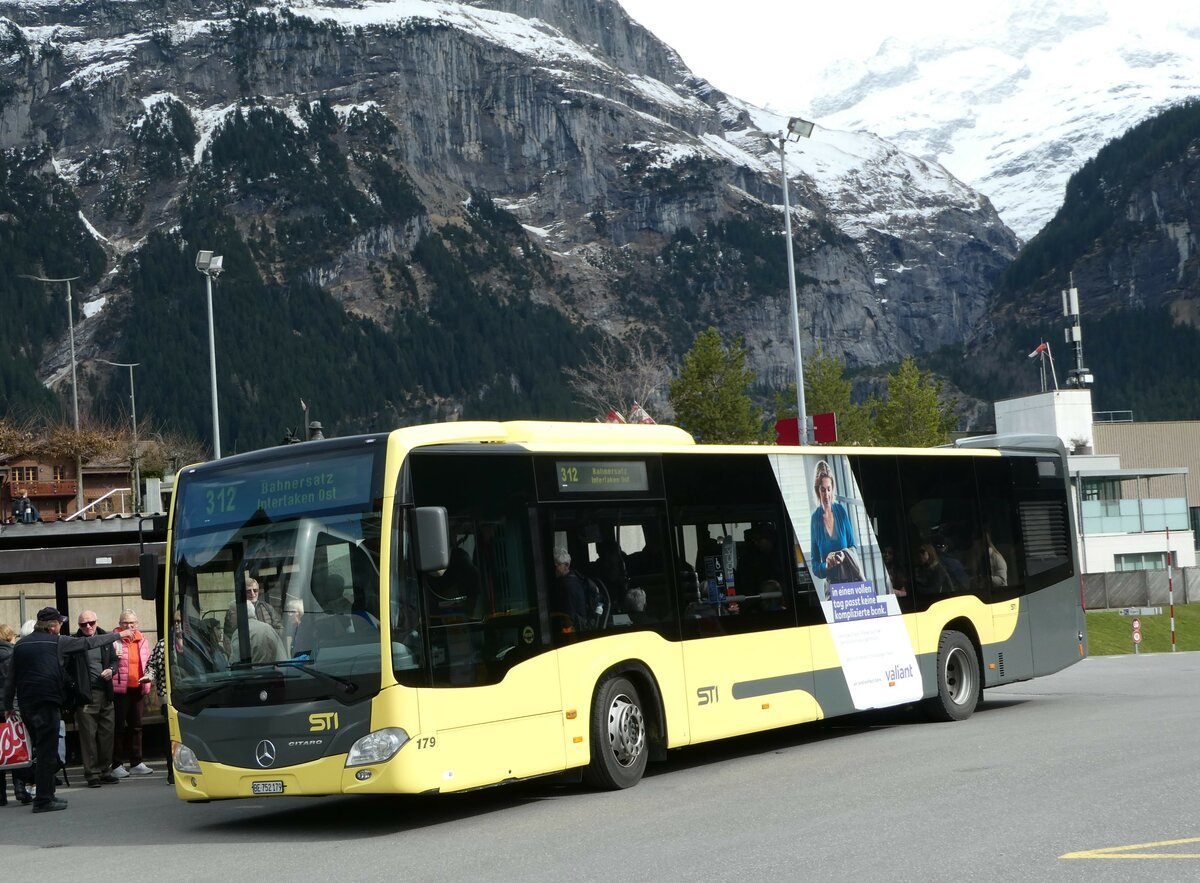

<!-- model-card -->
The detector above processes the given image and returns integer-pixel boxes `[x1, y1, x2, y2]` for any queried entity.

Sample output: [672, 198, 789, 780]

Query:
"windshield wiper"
[273, 660, 359, 694]
[178, 662, 358, 705]
[177, 680, 243, 705]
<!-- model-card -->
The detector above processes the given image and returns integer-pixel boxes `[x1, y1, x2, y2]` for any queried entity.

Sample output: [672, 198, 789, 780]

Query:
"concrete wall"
[0, 576, 159, 643]
[1082, 567, 1199, 609]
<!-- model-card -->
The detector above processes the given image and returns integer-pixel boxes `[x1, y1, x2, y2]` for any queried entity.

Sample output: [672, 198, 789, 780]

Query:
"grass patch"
[1086, 603, 1200, 654]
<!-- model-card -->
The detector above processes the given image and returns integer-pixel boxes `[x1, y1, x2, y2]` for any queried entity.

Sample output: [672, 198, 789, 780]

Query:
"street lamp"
[20, 273, 85, 509]
[96, 359, 140, 512]
[195, 250, 224, 459]
[778, 116, 815, 444]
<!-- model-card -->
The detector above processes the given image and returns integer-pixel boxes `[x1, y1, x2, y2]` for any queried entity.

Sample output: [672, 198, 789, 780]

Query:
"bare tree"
[0, 414, 38, 458]
[564, 329, 673, 422]
[35, 415, 123, 463]
[139, 427, 208, 478]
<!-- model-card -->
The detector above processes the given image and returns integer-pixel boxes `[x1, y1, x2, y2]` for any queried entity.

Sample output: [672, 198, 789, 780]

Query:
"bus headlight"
[174, 742, 202, 774]
[346, 727, 409, 767]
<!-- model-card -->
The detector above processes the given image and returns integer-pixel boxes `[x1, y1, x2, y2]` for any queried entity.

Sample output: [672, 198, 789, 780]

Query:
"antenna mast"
[1063, 273, 1093, 388]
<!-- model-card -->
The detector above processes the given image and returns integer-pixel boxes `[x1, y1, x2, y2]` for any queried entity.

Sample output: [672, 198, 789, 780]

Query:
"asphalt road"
[3, 652, 1198, 881]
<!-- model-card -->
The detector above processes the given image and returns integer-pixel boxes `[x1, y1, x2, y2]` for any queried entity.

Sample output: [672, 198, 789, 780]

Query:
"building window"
[1080, 478, 1120, 502]
[53, 465, 68, 481]
[1114, 552, 1167, 572]
[11, 466, 37, 483]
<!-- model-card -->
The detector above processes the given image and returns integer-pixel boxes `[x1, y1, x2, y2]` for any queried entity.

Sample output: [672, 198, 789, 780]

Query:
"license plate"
[251, 780, 285, 795]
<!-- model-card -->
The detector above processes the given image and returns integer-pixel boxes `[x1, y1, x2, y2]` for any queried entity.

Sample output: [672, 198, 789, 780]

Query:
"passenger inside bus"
[291, 567, 359, 657]
[591, 538, 627, 612]
[173, 598, 229, 677]
[551, 546, 590, 634]
[912, 543, 956, 595]
[230, 617, 285, 664]
[736, 522, 785, 603]
[432, 546, 483, 620]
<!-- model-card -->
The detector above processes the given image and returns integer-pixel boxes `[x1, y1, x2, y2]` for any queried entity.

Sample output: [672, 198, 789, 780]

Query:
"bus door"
[408, 452, 564, 790]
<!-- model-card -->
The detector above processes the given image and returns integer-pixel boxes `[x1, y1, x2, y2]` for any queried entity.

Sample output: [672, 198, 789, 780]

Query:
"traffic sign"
[1118, 607, 1162, 616]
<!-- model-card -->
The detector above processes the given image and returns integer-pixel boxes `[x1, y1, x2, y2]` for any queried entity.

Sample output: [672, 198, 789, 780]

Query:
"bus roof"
[390, 422, 1062, 458]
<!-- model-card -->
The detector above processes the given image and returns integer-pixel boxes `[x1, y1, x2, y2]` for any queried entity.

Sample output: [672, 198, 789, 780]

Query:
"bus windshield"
[167, 443, 385, 709]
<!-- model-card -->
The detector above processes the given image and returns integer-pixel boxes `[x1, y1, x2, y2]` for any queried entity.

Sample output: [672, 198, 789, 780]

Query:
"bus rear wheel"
[925, 630, 980, 722]
[584, 675, 648, 789]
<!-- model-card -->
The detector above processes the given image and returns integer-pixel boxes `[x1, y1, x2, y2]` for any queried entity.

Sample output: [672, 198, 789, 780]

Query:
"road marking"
[1062, 837, 1200, 859]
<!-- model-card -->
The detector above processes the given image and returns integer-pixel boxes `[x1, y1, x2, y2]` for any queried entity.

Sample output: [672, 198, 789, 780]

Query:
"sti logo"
[309, 712, 340, 732]
[885, 664, 914, 686]
[696, 685, 718, 706]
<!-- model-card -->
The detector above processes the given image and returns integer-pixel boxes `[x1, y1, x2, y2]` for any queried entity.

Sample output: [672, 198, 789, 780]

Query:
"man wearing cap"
[3, 607, 128, 813]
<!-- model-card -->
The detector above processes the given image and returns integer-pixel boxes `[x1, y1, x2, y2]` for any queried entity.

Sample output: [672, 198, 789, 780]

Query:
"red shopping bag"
[0, 715, 33, 769]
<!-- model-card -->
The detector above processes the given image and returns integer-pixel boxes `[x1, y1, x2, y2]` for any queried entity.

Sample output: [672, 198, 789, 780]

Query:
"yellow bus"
[144, 421, 1085, 800]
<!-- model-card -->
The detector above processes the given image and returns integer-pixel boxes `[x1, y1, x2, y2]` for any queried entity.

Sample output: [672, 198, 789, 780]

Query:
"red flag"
[628, 402, 655, 424]
[605, 409, 626, 424]
[1027, 342, 1048, 358]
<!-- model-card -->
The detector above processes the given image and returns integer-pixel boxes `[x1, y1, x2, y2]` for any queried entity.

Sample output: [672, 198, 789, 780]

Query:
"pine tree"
[668, 328, 760, 443]
[874, 358, 956, 447]
[776, 346, 876, 445]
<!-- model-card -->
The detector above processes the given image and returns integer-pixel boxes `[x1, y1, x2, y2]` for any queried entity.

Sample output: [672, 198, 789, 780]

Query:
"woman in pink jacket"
[110, 609, 153, 777]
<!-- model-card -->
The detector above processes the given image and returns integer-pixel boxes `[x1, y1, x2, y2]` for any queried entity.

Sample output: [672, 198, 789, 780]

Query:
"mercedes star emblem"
[255, 739, 277, 768]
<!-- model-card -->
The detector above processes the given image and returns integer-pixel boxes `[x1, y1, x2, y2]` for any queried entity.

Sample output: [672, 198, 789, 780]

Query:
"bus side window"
[664, 453, 797, 636]
[546, 505, 676, 640]
[895, 456, 984, 610]
[851, 453, 913, 612]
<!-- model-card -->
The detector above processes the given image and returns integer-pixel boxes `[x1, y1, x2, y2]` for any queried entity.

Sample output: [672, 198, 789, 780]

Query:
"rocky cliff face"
[1074, 149, 1200, 323]
[0, 0, 1019, 440]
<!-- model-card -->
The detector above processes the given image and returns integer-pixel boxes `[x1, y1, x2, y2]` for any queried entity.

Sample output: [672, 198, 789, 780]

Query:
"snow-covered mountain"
[0, 0, 1020, 441]
[811, 0, 1200, 242]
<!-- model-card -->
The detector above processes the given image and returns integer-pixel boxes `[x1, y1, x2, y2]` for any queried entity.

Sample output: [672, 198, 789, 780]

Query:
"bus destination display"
[557, 460, 649, 493]
[181, 451, 376, 529]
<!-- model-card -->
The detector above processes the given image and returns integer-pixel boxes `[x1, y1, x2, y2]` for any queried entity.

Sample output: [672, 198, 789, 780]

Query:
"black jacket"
[68, 626, 117, 706]
[3, 629, 120, 712]
[0, 640, 12, 702]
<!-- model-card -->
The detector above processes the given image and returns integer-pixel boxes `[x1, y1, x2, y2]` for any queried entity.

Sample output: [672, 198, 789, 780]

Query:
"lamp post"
[96, 359, 140, 513]
[195, 250, 224, 459]
[21, 273, 85, 510]
[778, 116, 815, 444]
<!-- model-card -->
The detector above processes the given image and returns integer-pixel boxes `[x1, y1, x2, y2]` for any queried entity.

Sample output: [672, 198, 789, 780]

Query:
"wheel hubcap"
[606, 692, 645, 767]
[945, 646, 975, 705]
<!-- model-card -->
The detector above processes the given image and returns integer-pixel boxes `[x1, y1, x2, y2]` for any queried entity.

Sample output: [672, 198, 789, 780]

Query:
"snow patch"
[82, 296, 107, 319]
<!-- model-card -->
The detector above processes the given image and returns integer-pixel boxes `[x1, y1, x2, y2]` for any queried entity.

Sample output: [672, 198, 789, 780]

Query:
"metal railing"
[64, 487, 132, 521]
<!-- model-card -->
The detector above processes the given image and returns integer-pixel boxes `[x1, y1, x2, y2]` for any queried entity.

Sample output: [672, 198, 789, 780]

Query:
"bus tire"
[583, 675, 648, 790]
[925, 630, 980, 722]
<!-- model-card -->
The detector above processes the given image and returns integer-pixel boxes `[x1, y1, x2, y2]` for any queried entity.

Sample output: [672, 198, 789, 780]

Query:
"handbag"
[0, 714, 34, 770]
[826, 547, 864, 584]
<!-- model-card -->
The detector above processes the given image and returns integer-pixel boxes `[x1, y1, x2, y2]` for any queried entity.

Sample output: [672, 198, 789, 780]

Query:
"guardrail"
[64, 487, 132, 521]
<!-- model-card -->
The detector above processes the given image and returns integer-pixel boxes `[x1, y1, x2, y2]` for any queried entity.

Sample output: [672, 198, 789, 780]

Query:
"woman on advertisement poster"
[809, 460, 863, 590]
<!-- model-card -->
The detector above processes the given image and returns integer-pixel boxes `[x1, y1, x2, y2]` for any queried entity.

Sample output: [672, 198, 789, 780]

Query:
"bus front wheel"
[584, 675, 648, 789]
[925, 630, 980, 722]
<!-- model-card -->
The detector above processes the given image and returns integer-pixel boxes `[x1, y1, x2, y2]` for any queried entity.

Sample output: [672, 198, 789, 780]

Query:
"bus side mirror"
[413, 506, 450, 572]
[139, 551, 160, 601]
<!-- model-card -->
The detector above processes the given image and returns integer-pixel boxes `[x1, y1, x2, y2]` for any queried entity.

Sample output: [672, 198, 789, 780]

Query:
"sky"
[614, 0, 1194, 115]
[614, 0, 988, 115]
